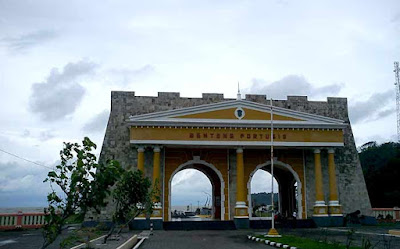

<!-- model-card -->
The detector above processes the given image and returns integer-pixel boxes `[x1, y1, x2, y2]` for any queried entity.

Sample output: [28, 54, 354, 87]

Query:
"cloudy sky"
[0, 0, 399, 208]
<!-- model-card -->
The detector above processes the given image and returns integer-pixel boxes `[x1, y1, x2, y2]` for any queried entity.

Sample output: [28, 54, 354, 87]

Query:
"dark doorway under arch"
[249, 163, 300, 219]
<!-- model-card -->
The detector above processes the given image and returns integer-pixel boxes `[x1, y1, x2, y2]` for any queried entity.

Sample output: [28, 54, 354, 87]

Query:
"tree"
[42, 137, 123, 249]
[359, 141, 400, 207]
[103, 170, 158, 243]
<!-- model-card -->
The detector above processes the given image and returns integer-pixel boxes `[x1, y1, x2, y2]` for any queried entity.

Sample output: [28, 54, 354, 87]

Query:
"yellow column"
[328, 149, 343, 216]
[137, 146, 145, 173]
[136, 146, 146, 219]
[313, 149, 328, 216]
[151, 146, 163, 219]
[235, 148, 248, 217]
[152, 146, 161, 189]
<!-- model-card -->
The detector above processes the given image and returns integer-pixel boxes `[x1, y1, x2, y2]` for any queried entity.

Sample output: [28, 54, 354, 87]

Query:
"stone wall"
[99, 91, 372, 218]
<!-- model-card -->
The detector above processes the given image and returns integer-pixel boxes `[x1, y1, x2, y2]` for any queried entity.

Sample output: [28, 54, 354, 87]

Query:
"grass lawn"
[60, 228, 106, 248]
[376, 222, 400, 227]
[254, 234, 361, 249]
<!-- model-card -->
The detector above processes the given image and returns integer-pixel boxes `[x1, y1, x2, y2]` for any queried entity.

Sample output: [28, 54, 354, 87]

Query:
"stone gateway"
[98, 91, 372, 228]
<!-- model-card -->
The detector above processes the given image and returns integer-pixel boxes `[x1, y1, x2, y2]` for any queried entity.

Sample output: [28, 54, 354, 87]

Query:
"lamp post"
[267, 98, 281, 237]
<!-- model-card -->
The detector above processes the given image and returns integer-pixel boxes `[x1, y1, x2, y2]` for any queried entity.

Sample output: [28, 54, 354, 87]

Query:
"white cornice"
[128, 99, 344, 124]
[128, 120, 346, 129]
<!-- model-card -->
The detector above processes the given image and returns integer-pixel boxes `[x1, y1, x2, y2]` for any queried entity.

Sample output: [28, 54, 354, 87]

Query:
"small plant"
[59, 231, 81, 249]
[319, 228, 328, 244]
[345, 228, 355, 249]
[60, 227, 102, 249]
[361, 236, 373, 249]
[103, 169, 156, 244]
[385, 214, 393, 220]
[381, 234, 392, 249]
[330, 239, 342, 249]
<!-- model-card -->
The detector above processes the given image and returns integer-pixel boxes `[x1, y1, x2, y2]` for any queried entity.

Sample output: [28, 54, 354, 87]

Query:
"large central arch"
[247, 159, 303, 219]
[167, 157, 225, 221]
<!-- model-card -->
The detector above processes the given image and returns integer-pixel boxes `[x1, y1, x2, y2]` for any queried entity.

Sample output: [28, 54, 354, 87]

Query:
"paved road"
[1, 230, 272, 249]
[0, 230, 45, 249]
[140, 230, 274, 249]
[0, 229, 83, 249]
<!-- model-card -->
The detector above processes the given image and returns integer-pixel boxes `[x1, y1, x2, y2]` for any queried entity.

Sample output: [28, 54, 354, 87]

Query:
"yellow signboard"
[130, 126, 343, 144]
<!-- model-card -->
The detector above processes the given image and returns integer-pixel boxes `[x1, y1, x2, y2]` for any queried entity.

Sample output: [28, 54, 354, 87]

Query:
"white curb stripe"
[70, 235, 107, 249]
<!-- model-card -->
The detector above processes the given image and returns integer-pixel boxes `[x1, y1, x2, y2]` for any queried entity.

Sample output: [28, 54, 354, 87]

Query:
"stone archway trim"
[167, 158, 226, 221]
[247, 160, 303, 220]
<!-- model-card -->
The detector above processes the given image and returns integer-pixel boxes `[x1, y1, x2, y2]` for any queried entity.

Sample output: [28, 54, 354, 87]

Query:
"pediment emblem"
[235, 107, 245, 120]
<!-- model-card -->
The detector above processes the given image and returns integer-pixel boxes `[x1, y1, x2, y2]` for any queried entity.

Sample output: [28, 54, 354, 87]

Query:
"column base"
[312, 216, 344, 227]
[234, 217, 249, 229]
[313, 203, 328, 217]
[328, 203, 343, 216]
[234, 202, 249, 217]
[136, 213, 146, 219]
[151, 204, 163, 219]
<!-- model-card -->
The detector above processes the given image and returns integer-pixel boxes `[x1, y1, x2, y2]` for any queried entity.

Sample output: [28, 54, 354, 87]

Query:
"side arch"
[167, 157, 225, 221]
[247, 160, 303, 219]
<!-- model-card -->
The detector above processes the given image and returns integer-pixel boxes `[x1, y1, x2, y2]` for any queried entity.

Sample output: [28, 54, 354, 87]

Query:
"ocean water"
[171, 205, 208, 212]
[0, 206, 200, 214]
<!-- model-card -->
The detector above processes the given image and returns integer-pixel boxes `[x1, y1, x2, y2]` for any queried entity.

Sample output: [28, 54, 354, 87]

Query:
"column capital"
[328, 148, 335, 154]
[313, 148, 321, 154]
[236, 148, 243, 153]
[137, 146, 145, 153]
[153, 146, 161, 153]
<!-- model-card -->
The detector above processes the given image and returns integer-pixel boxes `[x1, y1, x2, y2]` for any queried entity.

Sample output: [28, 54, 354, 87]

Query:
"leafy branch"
[41, 137, 123, 249]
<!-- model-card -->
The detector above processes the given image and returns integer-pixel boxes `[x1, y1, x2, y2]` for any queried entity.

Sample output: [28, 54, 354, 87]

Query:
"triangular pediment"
[173, 107, 303, 121]
[128, 100, 345, 129]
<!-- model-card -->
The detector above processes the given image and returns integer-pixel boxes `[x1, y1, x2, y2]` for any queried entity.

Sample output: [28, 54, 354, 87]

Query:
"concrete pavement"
[140, 230, 274, 249]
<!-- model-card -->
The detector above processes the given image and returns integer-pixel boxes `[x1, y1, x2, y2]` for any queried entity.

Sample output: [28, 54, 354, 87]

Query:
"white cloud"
[109, 65, 155, 86]
[247, 75, 343, 100]
[82, 110, 109, 133]
[251, 169, 278, 194]
[171, 169, 212, 206]
[0, 160, 52, 207]
[28, 60, 97, 121]
[39, 130, 56, 141]
[1, 30, 57, 53]
[349, 90, 395, 124]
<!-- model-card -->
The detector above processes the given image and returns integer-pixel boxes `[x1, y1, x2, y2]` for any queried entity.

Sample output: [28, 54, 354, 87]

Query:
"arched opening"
[171, 169, 212, 221]
[250, 169, 279, 219]
[168, 160, 225, 221]
[248, 160, 302, 219]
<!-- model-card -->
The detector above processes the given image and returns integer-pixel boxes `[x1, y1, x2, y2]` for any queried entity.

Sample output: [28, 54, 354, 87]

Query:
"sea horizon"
[0, 205, 206, 214]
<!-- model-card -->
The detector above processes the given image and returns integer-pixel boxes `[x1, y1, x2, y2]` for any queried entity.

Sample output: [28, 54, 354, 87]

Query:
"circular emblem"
[235, 107, 245, 120]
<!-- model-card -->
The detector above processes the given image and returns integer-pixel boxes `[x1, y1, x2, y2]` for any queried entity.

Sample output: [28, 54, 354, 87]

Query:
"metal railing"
[372, 207, 400, 222]
[0, 211, 46, 230]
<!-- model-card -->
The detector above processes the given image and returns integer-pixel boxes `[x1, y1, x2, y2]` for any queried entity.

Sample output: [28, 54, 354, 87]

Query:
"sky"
[0, 0, 399, 208]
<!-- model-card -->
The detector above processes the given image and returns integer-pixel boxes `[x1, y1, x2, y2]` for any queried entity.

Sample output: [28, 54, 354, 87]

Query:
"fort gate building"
[99, 91, 372, 228]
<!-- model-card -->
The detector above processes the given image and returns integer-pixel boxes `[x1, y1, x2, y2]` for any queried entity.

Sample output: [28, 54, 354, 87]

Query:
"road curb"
[70, 235, 107, 249]
[116, 234, 139, 249]
[248, 235, 297, 249]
